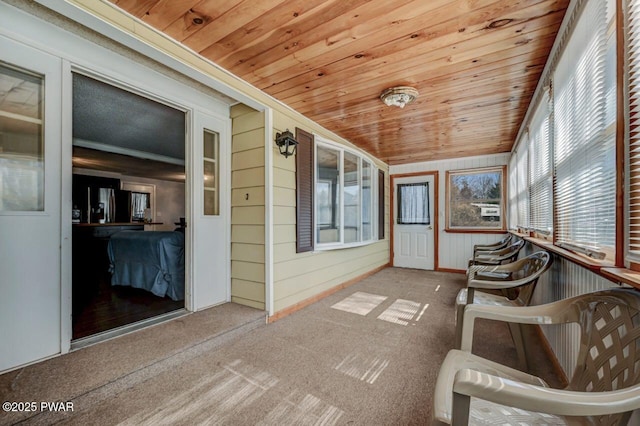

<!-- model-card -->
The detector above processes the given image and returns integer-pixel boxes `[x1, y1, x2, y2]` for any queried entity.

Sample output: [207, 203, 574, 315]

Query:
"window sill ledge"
[600, 268, 640, 290]
[517, 234, 614, 272]
[445, 228, 507, 234]
[314, 239, 380, 252]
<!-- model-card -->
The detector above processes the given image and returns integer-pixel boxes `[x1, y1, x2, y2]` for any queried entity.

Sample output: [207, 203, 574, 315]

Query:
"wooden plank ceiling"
[108, 0, 569, 165]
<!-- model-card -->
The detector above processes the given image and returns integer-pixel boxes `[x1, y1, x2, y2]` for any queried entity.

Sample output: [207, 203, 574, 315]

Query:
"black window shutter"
[295, 128, 314, 253]
[378, 170, 385, 239]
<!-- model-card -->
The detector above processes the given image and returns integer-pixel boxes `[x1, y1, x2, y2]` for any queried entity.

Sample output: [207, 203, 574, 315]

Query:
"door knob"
[427, 225, 433, 230]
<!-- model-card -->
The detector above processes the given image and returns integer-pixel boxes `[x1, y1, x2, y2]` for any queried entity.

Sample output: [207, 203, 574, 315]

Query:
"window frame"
[313, 137, 378, 250]
[445, 165, 507, 233]
[552, 0, 616, 262]
[507, 0, 620, 268]
[625, 0, 640, 269]
[528, 88, 554, 240]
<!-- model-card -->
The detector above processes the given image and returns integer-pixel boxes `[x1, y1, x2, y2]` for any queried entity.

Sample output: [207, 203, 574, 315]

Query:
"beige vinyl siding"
[65, 1, 390, 314]
[272, 110, 390, 313]
[230, 104, 265, 310]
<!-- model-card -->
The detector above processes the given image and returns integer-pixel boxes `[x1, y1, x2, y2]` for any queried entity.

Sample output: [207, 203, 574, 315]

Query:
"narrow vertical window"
[362, 160, 372, 241]
[378, 170, 385, 240]
[0, 63, 44, 211]
[343, 152, 360, 243]
[316, 145, 340, 244]
[203, 129, 219, 215]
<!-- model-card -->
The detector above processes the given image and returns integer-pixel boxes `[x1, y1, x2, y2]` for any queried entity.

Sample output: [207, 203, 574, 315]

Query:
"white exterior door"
[393, 175, 435, 270]
[0, 37, 62, 371]
[190, 111, 230, 310]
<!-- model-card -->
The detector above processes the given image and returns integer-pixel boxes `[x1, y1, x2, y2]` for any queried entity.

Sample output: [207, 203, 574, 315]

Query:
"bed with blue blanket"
[107, 230, 185, 301]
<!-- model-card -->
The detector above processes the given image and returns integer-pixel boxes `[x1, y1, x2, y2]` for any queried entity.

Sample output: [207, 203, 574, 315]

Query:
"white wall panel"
[390, 153, 510, 270]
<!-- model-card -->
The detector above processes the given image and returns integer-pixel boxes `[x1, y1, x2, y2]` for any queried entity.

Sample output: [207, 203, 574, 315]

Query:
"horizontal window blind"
[554, 0, 616, 256]
[508, 152, 518, 230]
[528, 89, 553, 235]
[516, 140, 529, 230]
[628, 0, 640, 260]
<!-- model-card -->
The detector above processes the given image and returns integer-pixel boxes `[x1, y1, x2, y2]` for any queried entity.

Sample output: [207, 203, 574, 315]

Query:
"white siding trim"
[265, 108, 275, 317]
[60, 59, 73, 354]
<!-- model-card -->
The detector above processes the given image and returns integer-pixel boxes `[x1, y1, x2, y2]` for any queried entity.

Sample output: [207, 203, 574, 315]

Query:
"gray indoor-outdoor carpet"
[0, 268, 560, 425]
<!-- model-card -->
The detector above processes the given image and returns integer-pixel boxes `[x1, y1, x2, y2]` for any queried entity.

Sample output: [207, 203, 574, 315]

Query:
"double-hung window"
[528, 89, 553, 238]
[315, 140, 377, 248]
[508, 150, 518, 230]
[553, 0, 616, 260]
[515, 139, 529, 232]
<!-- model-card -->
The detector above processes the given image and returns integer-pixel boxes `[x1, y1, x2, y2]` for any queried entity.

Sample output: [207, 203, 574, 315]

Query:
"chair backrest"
[507, 251, 552, 306]
[473, 234, 513, 256]
[473, 239, 525, 265]
[565, 289, 640, 425]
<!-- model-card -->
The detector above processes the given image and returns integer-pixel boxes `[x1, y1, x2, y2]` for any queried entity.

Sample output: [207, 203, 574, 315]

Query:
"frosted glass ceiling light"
[380, 86, 419, 108]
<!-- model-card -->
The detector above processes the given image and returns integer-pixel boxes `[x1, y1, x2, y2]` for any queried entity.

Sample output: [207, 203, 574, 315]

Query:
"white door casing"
[0, 1, 238, 373]
[190, 110, 230, 310]
[393, 175, 435, 270]
[0, 37, 62, 371]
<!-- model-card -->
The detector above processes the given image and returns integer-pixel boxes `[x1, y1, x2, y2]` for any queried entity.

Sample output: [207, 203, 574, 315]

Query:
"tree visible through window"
[446, 166, 505, 231]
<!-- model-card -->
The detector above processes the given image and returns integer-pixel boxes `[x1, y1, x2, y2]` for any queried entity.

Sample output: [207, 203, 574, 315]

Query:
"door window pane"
[0, 63, 44, 211]
[397, 183, 430, 225]
[316, 145, 340, 243]
[203, 130, 219, 215]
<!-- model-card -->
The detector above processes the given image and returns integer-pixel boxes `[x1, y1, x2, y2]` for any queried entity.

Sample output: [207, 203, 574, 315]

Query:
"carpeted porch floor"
[0, 268, 560, 425]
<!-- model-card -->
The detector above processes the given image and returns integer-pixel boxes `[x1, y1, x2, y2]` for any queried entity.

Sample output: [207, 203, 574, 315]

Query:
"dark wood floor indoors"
[72, 263, 183, 340]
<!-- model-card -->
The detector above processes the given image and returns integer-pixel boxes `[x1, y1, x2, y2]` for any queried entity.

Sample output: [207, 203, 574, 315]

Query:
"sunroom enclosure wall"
[389, 153, 510, 271]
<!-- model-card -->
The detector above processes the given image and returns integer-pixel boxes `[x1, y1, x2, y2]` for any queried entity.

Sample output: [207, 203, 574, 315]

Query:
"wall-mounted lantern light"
[275, 129, 298, 158]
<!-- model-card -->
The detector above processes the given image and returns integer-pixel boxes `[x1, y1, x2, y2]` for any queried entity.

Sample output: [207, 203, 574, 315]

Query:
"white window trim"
[313, 136, 379, 251]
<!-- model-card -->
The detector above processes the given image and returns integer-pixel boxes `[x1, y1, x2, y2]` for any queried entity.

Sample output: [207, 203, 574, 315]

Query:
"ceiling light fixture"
[380, 86, 419, 108]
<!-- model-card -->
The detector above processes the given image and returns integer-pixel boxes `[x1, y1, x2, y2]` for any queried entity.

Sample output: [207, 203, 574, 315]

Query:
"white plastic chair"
[433, 288, 640, 425]
[455, 251, 552, 370]
[472, 234, 513, 257]
[467, 239, 524, 269]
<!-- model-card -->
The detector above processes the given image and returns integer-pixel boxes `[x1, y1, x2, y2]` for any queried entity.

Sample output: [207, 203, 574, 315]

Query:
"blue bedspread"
[107, 231, 185, 301]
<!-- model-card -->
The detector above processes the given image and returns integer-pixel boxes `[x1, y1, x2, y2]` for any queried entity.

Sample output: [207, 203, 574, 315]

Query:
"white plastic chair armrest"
[467, 277, 531, 290]
[460, 302, 574, 351]
[466, 264, 493, 280]
[453, 368, 640, 417]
